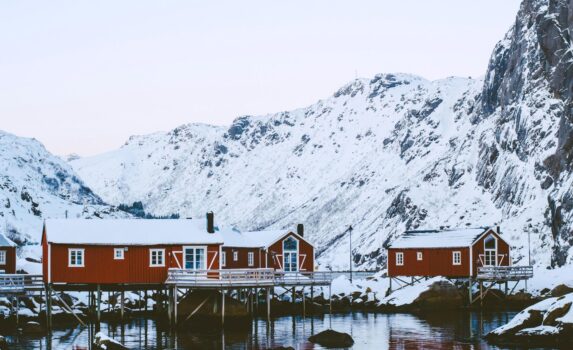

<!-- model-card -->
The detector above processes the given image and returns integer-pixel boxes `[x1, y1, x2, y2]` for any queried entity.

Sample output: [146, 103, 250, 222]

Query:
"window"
[184, 247, 206, 270]
[396, 252, 404, 266]
[283, 237, 299, 272]
[69, 249, 84, 267]
[0, 250, 5, 265]
[417, 252, 423, 261]
[248, 252, 254, 266]
[222, 251, 226, 267]
[150, 249, 165, 267]
[453, 251, 462, 265]
[233, 251, 238, 261]
[114, 248, 125, 260]
[484, 235, 497, 266]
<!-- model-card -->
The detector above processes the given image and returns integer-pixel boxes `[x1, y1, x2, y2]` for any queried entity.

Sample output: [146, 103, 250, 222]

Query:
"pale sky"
[0, 0, 521, 156]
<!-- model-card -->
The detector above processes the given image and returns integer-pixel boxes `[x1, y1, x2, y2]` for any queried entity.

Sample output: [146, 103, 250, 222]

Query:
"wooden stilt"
[167, 288, 173, 325]
[97, 284, 102, 324]
[173, 285, 178, 325]
[468, 278, 473, 304]
[144, 290, 148, 312]
[221, 289, 225, 327]
[302, 287, 306, 318]
[479, 281, 483, 307]
[15, 296, 19, 325]
[266, 287, 271, 321]
[120, 290, 125, 321]
[45, 284, 52, 330]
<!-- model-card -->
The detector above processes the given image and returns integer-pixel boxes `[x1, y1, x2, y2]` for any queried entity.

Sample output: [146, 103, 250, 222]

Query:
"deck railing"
[166, 268, 333, 287]
[477, 266, 533, 281]
[0, 274, 44, 293]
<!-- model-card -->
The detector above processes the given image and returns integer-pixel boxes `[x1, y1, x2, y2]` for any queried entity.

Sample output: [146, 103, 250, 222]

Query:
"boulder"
[542, 300, 571, 326]
[308, 329, 354, 348]
[21, 321, 45, 335]
[0, 336, 7, 350]
[413, 280, 463, 310]
[550, 284, 573, 297]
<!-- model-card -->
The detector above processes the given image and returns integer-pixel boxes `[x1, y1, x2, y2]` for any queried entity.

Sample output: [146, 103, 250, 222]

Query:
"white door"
[184, 247, 206, 270]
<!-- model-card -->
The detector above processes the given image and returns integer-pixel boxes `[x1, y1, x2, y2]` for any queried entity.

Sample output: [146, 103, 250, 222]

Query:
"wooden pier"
[0, 269, 333, 329]
[470, 266, 533, 305]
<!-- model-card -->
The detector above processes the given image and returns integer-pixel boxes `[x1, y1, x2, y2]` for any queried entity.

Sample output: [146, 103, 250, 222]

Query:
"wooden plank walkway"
[0, 274, 44, 295]
[476, 266, 533, 281]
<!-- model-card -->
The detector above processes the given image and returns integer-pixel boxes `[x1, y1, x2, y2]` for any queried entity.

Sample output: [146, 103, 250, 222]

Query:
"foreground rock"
[378, 277, 463, 311]
[486, 293, 573, 346]
[0, 336, 7, 350]
[94, 332, 128, 350]
[308, 330, 354, 348]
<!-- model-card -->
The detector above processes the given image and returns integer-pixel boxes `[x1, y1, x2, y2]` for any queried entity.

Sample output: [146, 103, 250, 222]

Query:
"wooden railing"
[166, 268, 333, 286]
[477, 266, 533, 281]
[0, 274, 44, 293]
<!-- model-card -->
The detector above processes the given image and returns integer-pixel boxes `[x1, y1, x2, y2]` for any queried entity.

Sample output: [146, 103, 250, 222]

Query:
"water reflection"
[5, 311, 535, 349]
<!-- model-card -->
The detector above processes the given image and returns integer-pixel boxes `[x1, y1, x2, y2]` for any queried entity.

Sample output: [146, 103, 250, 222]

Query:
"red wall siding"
[0, 247, 17, 274]
[221, 247, 261, 269]
[266, 232, 314, 272]
[388, 247, 470, 277]
[471, 230, 510, 276]
[47, 243, 220, 284]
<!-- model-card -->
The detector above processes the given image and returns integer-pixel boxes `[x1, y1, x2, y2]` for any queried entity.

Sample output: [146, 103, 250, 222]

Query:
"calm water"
[3, 311, 557, 349]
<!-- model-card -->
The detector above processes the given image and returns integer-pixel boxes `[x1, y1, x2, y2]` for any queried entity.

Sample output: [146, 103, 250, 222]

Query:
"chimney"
[206, 212, 214, 233]
[297, 223, 304, 237]
[497, 225, 501, 234]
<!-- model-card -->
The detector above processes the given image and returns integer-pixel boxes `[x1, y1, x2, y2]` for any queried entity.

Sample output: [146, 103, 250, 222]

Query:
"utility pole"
[349, 225, 353, 283]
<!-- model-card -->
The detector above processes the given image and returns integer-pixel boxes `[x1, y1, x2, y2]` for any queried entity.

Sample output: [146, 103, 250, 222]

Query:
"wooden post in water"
[120, 290, 125, 321]
[45, 283, 52, 330]
[468, 278, 473, 304]
[167, 287, 173, 325]
[221, 289, 225, 328]
[96, 284, 102, 324]
[479, 281, 483, 307]
[266, 287, 271, 321]
[173, 285, 178, 326]
[15, 296, 19, 325]
[302, 287, 306, 318]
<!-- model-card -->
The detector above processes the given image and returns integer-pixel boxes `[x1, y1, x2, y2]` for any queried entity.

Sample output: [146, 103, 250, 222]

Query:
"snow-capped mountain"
[0, 131, 130, 246]
[71, 0, 573, 270]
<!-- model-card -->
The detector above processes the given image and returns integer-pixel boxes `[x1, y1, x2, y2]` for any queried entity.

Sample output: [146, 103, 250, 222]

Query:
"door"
[184, 247, 206, 270]
[282, 237, 299, 272]
[483, 235, 497, 266]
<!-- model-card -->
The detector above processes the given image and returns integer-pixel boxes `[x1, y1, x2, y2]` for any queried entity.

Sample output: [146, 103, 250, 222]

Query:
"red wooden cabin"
[42, 218, 224, 285]
[387, 227, 510, 278]
[219, 224, 314, 272]
[0, 232, 17, 274]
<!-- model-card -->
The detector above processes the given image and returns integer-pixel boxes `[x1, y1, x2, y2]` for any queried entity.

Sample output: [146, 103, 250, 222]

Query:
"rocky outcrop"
[308, 330, 354, 348]
[94, 332, 128, 350]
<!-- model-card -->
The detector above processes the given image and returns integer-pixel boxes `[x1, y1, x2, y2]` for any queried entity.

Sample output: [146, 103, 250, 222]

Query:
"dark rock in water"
[270, 347, 295, 350]
[308, 329, 354, 348]
[413, 280, 463, 310]
[21, 321, 44, 335]
[550, 284, 573, 297]
[94, 332, 128, 350]
[0, 336, 7, 350]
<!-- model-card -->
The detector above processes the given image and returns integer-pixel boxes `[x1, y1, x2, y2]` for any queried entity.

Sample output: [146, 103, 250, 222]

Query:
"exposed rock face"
[70, 0, 573, 269]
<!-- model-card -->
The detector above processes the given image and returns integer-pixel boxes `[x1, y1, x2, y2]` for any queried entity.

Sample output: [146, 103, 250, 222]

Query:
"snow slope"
[71, 0, 573, 271]
[0, 131, 130, 266]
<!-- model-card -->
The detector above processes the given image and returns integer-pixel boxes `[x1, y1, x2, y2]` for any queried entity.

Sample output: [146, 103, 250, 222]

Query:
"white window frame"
[452, 251, 462, 265]
[233, 251, 238, 262]
[149, 249, 165, 267]
[221, 251, 226, 267]
[114, 248, 125, 260]
[0, 250, 6, 265]
[396, 252, 404, 266]
[248, 252, 254, 267]
[182, 246, 207, 270]
[68, 248, 85, 267]
[417, 252, 423, 261]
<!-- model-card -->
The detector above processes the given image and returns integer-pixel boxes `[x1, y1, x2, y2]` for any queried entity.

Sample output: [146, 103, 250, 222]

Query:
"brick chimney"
[297, 223, 304, 237]
[206, 212, 214, 233]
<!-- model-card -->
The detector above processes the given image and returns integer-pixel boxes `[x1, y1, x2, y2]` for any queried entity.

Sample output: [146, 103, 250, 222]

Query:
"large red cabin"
[387, 227, 510, 278]
[0, 232, 17, 274]
[42, 215, 316, 286]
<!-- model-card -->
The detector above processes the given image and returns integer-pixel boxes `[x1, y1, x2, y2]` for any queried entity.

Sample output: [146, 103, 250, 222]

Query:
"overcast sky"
[0, 0, 521, 156]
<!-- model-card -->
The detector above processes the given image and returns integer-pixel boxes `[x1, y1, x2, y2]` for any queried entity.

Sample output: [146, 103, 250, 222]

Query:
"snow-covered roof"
[389, 227, 490, 249]
[0, 232, 16, 247]
[44, 219, 224, 245]
[241, 230, 296, 248]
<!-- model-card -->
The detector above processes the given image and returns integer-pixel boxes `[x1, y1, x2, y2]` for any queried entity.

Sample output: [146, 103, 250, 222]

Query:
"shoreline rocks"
[308, 329, 354, 348]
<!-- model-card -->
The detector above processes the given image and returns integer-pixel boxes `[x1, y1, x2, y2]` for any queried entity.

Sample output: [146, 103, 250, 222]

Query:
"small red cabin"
[0, 232, 17, 274]
[387, 227, 510, 278]
[219, 228, 314, 272]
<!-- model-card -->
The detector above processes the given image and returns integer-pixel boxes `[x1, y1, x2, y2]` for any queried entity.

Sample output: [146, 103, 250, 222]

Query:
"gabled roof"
[218, 228, 294, 248]
[0, 232, 16, 247]
[44, 219, 224, 245]
[390, 227, 492, 249]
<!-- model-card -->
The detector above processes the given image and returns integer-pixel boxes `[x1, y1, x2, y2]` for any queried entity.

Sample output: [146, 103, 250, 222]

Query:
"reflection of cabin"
[41, 213, 315, 286]
[387, 227, 510, 278]
[0, 232, 17, 274]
